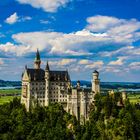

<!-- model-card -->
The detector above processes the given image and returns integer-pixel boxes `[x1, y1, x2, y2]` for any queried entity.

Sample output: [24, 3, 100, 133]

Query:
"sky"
[0, 0, 140, 82]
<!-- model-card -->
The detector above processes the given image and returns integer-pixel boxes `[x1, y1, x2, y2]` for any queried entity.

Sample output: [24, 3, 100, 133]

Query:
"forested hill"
[0, 79, 140, 91]
[72, 81, 140, 90]
[0, 80, 21, 87]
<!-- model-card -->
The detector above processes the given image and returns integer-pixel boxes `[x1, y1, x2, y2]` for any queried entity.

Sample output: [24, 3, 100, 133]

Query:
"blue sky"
[0, 0, 140, 82]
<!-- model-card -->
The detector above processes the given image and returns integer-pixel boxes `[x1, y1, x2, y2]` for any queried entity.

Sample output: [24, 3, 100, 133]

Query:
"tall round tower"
[45, 61, 50, 106]
[92, 70, 100, 94]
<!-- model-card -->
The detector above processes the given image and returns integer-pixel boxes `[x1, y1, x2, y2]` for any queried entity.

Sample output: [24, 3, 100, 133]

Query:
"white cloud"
[21, 16, 32, 21]
[6, 16, 140, 57]
[108, 57, 126, 66]
[49, 59, 77, 67]
[11, 31, 105, 56]
[5, 13, 32, 24]
[40, 20, 50, 24]
[78, 59, 91, 65]
[129, 62, 140, 67]
[85, 61, 104, 69]
[58, 59, 77, 65]
[101, 45, 140, 59]
[0, 15, 140, 65]
[86, 15, 122, 32]
[127, 62, 140, 71]
[5, 13, 19, 24]
[0, 58, 4, 65]
[16, 0, 71, 12]
[0, 42, 29, 56]
[103, 66, 122, 73]
[86, 15, 140, 44]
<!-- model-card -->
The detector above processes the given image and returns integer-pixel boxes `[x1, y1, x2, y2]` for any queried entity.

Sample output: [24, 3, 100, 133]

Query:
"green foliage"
[0, 95, 140, 140]
[0, 98, 76, 140]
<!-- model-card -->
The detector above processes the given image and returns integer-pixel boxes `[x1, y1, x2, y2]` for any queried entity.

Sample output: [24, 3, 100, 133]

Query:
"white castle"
[21, 50, 100, 122]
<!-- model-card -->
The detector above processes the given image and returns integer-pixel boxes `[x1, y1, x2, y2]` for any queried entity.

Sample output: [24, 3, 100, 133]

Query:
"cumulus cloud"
[86, 15, 122, 32]
[58, 59, 77, 65]
[5, 13, 32, 24]
[85, 61, 104, 69]
[1, 14, 140, 81]
[16, 0, 71, 12]
[78, 59, 91, 65]
[5, 13, 19, 24]
[101, 45, 140, 59]
[102, 66, 122, 73]
[0, 42, 29, 56]
[1, 16, 137, 58]
[129, 62, 140, 70]
[108, 57, 127, 66]
[10, 29, 130, 57]
[48, 59, 76, 67]
[129, 62, 140, 67]
[86, 15, 140, 44]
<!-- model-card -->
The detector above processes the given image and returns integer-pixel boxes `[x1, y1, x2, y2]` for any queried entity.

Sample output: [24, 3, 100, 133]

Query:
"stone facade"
[21, 50, 100, 122]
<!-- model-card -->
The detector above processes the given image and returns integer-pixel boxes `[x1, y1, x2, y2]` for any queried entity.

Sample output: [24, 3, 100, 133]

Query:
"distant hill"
[0, 79, 140, 91]
[72, 81, 140, 91]
[0, 80, 21, 87]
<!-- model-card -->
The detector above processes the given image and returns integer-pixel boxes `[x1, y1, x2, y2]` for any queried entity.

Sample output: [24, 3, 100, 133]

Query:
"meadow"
[0, 89, 21, 95]
[0, 96, 20, 105]
[128, 93, 140, 103]
[0, 89, 21, 105]
[0, 88, 140, 105]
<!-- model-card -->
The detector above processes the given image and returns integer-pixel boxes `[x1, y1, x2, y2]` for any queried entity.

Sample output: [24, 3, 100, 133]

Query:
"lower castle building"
[21, 50, 100, 122]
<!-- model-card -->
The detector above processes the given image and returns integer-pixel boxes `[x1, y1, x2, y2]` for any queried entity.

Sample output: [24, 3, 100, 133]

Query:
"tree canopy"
[0, 95, 140, 140]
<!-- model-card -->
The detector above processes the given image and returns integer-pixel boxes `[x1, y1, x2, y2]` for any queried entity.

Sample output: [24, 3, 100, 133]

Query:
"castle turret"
[77, 81, 80, 89]
[34, 49, 41, 69]
[92, 70, 100, 94]
[45, 61, 50, 106]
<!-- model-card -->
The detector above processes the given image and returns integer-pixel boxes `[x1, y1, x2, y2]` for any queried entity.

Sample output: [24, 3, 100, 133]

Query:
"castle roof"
[93, 70, 99, 74]
[49, 71, 70, 82]
[26, 68, 70, 82]
[26, 68, 45, 81]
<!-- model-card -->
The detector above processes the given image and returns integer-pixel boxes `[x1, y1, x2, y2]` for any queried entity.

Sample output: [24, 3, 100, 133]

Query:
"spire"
[25, 65, 27, 70]
[34, 49, 41, 69]
[45, 61, 50, 71]
[35, 48, 40, 61]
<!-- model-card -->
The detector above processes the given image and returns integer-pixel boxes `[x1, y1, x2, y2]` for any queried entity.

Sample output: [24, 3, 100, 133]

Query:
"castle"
[21, 50, 100, 122]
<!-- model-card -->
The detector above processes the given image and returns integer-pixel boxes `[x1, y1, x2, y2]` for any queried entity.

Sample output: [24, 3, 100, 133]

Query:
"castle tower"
[77, 81, 80, 89]
[92, 70, 100, 94]
[21, 65, 31, 111]
[45, 61, 50, 106]
[34, 49, 41, 69]
[122, 92, 127, 101]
